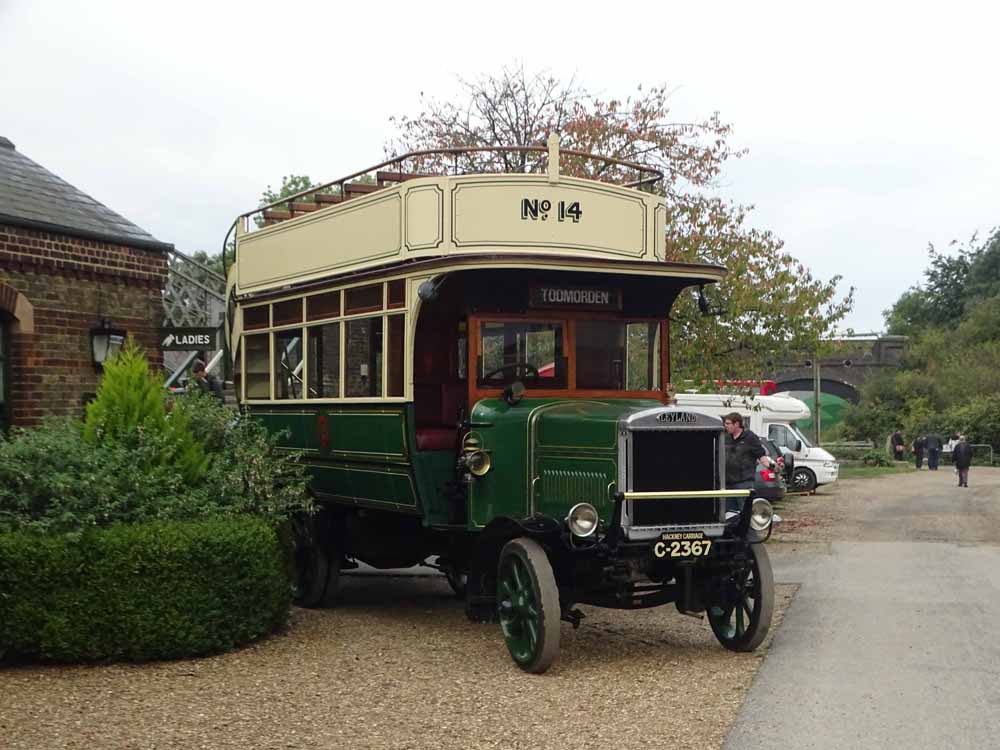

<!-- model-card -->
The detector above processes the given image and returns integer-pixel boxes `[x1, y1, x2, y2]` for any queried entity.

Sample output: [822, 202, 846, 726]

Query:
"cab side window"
[768, 424, 793, 449]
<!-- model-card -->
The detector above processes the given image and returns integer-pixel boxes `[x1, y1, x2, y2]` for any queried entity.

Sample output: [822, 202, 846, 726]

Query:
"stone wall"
[0, 223, 167, 427]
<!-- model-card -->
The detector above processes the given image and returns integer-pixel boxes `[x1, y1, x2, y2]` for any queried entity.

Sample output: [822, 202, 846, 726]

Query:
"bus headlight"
[465, 450, 492, 477]
[566, 503, 599, 538]
[750, 498, 773, 532]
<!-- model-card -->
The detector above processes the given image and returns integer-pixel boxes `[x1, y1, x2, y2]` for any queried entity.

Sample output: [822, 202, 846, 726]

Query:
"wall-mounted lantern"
[90, 319, 126, 371]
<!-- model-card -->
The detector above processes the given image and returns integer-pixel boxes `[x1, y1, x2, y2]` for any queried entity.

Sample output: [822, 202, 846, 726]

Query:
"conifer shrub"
[84, 340, 209, 483]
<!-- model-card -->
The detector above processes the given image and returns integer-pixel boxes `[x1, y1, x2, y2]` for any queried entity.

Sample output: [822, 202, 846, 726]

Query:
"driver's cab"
[411, 267, 673, 454]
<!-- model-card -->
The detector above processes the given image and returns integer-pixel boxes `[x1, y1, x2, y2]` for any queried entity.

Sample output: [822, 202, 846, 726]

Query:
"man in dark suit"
[925, 432, 943, 471]
[953, 435, 974, 487]
[912, 436, 926, 469]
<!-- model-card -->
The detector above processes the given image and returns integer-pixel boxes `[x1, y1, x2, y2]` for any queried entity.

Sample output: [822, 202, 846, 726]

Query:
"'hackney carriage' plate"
[652, 530, 713, 560]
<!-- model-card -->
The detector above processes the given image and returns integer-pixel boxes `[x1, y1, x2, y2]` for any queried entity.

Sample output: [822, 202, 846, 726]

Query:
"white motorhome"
[674, 391, 839, 492]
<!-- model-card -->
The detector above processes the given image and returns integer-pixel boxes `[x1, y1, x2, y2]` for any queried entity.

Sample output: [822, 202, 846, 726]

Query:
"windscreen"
[478, 321, 566, 388]
[789, 422, 813, 448]
[576, 321, 660, 390]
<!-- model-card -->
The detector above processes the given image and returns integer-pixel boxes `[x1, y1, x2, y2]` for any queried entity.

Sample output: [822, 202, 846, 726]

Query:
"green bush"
[862, 450, 892, 467]
[84, 340, 209, 483]
[0, 411, 311, 533]
[0, 517, 291, 662]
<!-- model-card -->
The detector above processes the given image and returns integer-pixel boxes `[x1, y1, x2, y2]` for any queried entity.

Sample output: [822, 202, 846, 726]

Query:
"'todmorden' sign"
[529, 285, 622, 311]
[160, 327, 219, 351]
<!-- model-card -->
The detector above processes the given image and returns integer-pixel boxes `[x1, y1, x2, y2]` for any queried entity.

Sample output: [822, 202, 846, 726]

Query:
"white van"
[673, 391, 839, 492]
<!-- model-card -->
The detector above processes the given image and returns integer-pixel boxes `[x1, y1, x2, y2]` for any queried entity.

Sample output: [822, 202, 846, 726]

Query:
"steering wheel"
[482, 363, 541, 381]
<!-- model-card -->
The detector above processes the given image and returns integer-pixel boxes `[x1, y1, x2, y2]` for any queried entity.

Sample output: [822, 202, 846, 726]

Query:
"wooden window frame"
[468, 312, 671, 406]
[238, 279, 410, 404]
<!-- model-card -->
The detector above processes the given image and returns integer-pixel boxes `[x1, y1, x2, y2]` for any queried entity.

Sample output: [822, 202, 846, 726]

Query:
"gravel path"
[2, 569, 793, 749]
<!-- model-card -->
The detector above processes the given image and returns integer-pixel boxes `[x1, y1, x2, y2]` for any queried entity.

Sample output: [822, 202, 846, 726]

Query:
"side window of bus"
[307, 322, 340, 398]
[387, 314, 405, 398]
[768, 424, 793, 449]
[245, 333, 270, 399]
[274, 328, 303, 399]
[346, 317, 383, 397]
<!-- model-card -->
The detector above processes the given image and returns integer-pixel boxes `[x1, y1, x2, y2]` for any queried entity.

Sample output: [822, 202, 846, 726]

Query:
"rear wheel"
[292, 515, 330, 608]
[292, 512, 342, 608]
[444, 569, 467, 599]
[708, 543, 774, 652]
[497, 538, 561, 674]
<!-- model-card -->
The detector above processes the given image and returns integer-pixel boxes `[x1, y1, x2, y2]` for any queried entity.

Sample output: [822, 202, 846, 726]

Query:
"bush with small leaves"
[862, 450, 892, 467]
[0, 517, 290, 662]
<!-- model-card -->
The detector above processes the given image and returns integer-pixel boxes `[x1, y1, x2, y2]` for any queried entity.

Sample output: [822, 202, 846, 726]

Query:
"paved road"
[726, 468, 1000, 750]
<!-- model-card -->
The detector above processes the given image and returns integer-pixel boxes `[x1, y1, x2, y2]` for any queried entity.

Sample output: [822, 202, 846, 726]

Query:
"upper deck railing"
[223, 136, 663, 270]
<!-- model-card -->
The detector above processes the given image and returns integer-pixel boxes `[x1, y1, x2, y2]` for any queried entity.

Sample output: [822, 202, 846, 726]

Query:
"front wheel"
[497, 538, 561, 674]
[708, 543, 774, 652]
[792, 467, 817, 493]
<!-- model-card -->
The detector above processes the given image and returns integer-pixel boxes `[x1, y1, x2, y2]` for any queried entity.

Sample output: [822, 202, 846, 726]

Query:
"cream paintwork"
[225, 265, 242, 364]
[235, 173, 666, 295]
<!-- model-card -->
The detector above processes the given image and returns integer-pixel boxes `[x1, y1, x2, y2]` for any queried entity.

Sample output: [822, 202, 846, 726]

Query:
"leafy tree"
[260, 174, 320, 207]
[388, 64, 853, 380]
[846, 226, 1000, 450]
[884, 228, 1000, 334]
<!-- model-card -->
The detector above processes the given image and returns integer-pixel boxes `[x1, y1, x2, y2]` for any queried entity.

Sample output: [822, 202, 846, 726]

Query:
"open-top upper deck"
[230, 136, 710, 296]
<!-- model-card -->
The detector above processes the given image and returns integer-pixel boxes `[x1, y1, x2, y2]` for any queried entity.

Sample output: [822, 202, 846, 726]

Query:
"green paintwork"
[250, 404, 421, 514]
[412, 450, 457, 525]
[467, 397, 659, 528]
[251, 396, 665, 530]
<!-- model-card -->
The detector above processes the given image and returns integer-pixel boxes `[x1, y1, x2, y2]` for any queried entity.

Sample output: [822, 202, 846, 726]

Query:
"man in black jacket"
[723, 412, 768, 511]
[192, 359, 225, 405]
[912, 436, 926, 469]
[953, 435, 974, 487]
[926, 432, 943, 471]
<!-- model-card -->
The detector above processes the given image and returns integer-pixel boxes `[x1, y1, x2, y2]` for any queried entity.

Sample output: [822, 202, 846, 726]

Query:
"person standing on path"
[912, 435, 926, 469]
[953, 435, 974, 487]
[926, 432, 943, 471]
[891, 429, 905, 462]
[723, 412, 769, 511]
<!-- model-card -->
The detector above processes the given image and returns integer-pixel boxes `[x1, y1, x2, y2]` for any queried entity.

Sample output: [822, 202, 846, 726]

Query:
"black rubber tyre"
[291, 516, 330, 608]
[708, 542, 775, 652]
[445, 569, 467, 600]
[792, 467, 817, 493]
[319, 545, 342, 608]
[496, 538, 561, 674]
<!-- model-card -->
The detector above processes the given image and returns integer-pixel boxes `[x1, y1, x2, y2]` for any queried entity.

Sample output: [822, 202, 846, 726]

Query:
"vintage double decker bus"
[224, 135, 775, 673]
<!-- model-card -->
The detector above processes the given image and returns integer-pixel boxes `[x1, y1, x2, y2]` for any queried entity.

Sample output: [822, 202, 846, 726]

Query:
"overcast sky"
[2, 0, 997, 332]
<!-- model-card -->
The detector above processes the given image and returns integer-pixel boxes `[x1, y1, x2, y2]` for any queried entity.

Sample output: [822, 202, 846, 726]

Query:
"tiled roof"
[0, 136, 171, 252]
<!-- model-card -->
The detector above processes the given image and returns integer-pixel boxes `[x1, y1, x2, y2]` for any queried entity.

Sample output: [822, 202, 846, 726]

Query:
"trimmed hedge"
[0, 517, 291, 662]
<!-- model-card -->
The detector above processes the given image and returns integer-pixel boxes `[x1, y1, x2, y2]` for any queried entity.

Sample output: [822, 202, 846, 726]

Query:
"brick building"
[0, 136, 171, 430]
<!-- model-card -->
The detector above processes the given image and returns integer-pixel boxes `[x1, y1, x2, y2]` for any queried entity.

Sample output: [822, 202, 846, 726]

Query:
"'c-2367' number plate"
[652, 531, 712, 559]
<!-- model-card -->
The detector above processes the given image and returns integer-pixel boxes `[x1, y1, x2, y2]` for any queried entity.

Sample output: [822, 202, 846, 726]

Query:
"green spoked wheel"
[708, 542, 774, 652]
[497, 538, 561, 674]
